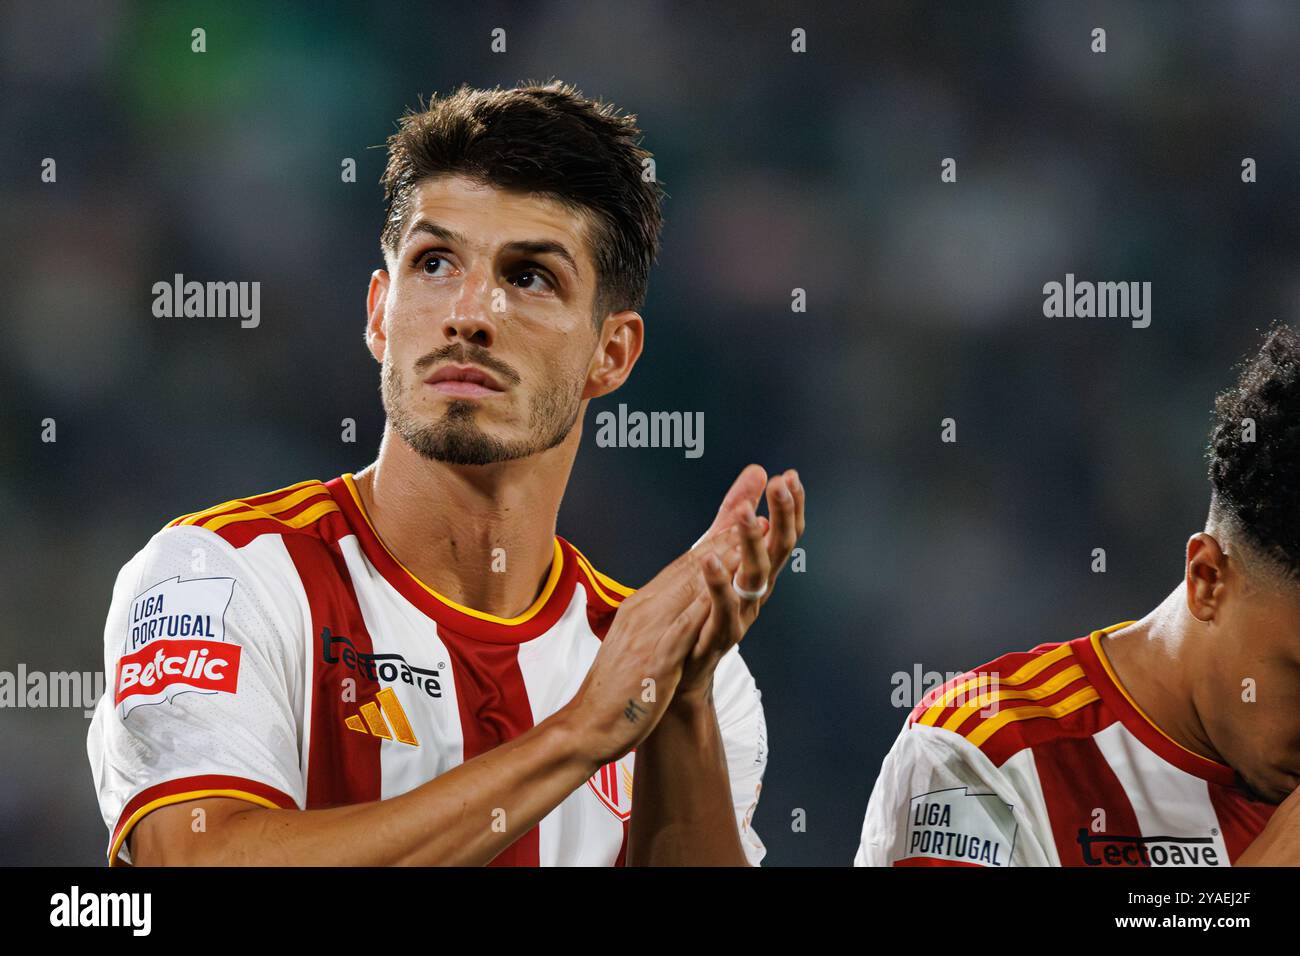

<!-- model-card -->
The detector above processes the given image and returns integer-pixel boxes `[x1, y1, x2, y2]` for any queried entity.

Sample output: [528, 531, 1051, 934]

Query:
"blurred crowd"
[3, 0, 1299, 864]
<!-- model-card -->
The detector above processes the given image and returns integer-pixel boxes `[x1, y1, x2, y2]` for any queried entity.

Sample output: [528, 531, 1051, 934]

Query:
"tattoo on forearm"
[623, 699, 649, 723]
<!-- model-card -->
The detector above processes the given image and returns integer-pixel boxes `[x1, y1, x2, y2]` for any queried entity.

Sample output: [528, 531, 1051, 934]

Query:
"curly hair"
[1208, 323, 1300, 576]
[380, 81, 664, 321]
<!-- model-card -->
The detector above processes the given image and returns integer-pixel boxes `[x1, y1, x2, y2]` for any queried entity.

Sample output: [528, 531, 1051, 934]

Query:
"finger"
[643, 523, 743, 600]
[659, 588, 712, 664]
[698, 551, 743, 658]
[790, 469, 805, 538]
[764, 471, 800, 584]
[733, 502, 771, 606]
[693, 464, 768, 548]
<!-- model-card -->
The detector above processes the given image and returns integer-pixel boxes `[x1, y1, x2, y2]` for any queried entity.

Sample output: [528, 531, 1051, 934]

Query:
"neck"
[352, 424, 581, 619]
[1100, 588, 1226, 765]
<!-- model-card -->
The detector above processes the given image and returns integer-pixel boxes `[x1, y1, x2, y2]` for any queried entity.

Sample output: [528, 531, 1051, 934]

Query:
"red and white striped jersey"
[87, 475, 768, 866]
[856, 622, 1275, 867]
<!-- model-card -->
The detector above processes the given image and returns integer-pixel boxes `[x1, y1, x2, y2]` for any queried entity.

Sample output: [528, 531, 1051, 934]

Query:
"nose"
[441, 264, 497, 347]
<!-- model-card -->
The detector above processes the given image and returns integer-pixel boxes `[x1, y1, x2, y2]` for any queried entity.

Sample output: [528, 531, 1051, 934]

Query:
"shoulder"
[105, 480, 336, 652]
[905, 636, 1104, 768]
[161, 478, 342, 549]
[560, 537, 636, 615]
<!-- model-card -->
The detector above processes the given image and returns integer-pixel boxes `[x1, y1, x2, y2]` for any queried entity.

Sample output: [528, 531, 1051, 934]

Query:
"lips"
[424, 364, 505, 398]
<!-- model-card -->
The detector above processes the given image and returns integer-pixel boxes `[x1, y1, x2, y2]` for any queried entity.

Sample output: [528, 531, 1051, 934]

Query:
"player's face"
[370, 175, 602, 466]
[1201, 584, 1300, 803]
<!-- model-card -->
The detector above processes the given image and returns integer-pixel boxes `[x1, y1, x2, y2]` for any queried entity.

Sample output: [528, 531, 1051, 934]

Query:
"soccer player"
[87, 82, 806, 866]
[857, 325, 1300, 867]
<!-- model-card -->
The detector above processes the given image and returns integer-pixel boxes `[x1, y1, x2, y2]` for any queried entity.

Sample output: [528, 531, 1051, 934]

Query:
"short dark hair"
[379, 81, 665, 320]
[1208, 323, 1300, 578]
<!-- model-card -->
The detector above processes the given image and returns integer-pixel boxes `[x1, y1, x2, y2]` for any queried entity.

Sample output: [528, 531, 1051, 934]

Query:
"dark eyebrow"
[502, 240, 579, 279]
[405, 222, 580, 279]
[405, 220, 468, 247]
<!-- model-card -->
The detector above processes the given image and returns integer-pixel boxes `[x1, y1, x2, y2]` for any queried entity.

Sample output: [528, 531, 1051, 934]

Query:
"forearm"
[137, 710, 601, 866]
[626, 690, 748, 866]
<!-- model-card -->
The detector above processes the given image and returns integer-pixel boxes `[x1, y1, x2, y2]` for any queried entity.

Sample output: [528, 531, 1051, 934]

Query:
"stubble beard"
[381, 358, 582, 466]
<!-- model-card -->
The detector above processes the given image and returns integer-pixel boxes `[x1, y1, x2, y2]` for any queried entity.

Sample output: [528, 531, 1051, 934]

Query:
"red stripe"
[615, 821, 630, 867]
[206, 506, 349, 550]
[438, 625, 540, 866]
[283, 534, 383, 809]
[112, 773, 296, 848]
[575, 548, 632, 864]
[1031, 735, 1145, 866]
[172, 482, 328, 527]
[1207, 781, 1275, 863]
[909, 642, 1076, 729]
[191, 489, 332, 530]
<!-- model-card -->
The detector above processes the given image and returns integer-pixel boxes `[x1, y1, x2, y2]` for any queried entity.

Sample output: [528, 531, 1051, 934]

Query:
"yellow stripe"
[376, 688, 419, 746]
[183, 482, 327, 527]
[168, 479, 322, 529]
[918, 642, 1075, 726]
[571, 549, 628, 608]
[940, 664, 1087, 733]
[965, 686, 1100, 748]
[359, 701, 391, 739]
[592, 565, 635, 598]
[108, 788, 282, 865]
[340, 473, 563, 626]
[1088, 625, 1221, 766]
[201, 497, 339, 533]
[562, 538, 635, 597]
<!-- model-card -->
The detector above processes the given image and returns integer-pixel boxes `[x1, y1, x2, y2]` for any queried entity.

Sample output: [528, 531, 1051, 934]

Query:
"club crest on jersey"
[587, 753, 635, 821]
[116, 576, 240, 717]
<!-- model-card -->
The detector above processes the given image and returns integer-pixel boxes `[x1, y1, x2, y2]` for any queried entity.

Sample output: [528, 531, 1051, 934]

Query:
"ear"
[366, 269, 390, 363]
[1185, 532, 1229, 623]
[583, 310, 644, 400]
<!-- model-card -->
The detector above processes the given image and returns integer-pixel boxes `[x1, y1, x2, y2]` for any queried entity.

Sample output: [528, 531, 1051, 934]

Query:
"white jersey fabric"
[88, 475, 768, 866]
[856, 625, 1274, 867]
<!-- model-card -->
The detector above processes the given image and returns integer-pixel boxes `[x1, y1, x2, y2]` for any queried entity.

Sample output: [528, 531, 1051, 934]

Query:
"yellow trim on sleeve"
[939, 664, 1086, 733]
[964, 686, 1100, 748]
[918, 641, 1075, 726]
[569, 547, 632, 608]
[591, 565, 634, 598]
[108, 788, 283, 866]
[200, 497, 340, 533]
[164, 479, 322, 530]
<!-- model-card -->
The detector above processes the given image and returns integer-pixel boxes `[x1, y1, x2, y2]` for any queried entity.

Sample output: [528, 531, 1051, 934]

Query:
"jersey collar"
[1072, 624, 1238, 787]
[325, 473, 578, 644]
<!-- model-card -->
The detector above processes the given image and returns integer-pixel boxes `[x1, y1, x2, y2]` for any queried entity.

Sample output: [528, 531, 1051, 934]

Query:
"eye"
[420, 253, 451, 276]
[508, 268, 554, 293]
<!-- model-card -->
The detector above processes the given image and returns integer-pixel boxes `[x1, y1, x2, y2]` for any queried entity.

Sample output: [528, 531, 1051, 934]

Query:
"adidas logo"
[344, 687, 419, 746]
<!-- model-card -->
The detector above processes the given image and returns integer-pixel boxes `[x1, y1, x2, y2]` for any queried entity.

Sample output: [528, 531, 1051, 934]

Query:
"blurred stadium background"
[3, 0, 1300, 865]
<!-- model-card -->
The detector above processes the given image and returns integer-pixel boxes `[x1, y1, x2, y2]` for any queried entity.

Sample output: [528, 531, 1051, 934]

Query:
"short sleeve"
[855, 719, 1049, 867]
[86, 525, 305, 864]
[713, 645, 769, 865]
